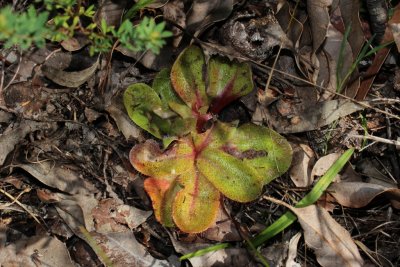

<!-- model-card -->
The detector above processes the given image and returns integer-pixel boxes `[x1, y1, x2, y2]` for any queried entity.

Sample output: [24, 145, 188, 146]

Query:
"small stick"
[0, 188, 41, 225]
[348, 134, 400, 147]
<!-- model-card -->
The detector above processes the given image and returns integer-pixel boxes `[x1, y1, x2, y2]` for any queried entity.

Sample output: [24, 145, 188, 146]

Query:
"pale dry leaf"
[18, 162, 96, 195]
[188, 248, 252, 267]
[388, 5, 400, 52]
[289, 142, 315, 187]
[162, 0, 186, 47]
[0, 234, 74, 267]
[269, 100, 366, 133]
[261, 242, 288, 267]
[285, 232, 302, 267]
[328, 182, 400, 209]
[202, 208, 241, 242]
[310, 152, 341, 180]
[92, 198, 152, 233]
[56, 193, 99, 232]
[9, 47, 52, 82]
[42, 53, 99, 87]
[293, 205, 364, 267]
[186, 0, 233, 37]
[318, 23, 353, 99]
[96, 0, 127, 27]
[307, 0, 332, 52]
[92, 231, 178, 267]
[106, 103, 144, 141]
[0, 120, 54, 166]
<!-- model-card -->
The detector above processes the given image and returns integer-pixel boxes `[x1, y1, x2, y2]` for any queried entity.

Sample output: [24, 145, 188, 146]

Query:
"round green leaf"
[123, 83, 164, 138]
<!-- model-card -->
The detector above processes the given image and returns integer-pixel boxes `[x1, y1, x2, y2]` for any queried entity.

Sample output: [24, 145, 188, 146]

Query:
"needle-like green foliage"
[0, 0, 172, 55]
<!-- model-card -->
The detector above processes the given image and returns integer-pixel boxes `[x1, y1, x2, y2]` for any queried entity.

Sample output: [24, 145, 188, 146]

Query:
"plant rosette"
[124, 46, 292, 233]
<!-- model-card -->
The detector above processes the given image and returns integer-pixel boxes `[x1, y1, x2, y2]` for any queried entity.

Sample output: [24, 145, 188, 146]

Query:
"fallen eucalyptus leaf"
[42, 54, 99, 87]
[328, 182, 400, 208]
[186, 0, 233, 36]
[293, 205, 364, 267]
[88, 231, 178, 267]
[0, 120, 54, 166]
[0, 233, 73, 267]
[269, 100, 366, 133]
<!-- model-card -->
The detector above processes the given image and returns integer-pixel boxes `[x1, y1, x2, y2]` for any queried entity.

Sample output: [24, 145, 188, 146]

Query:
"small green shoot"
[123, 0, 154, 20]
[336, 29, 393, 93]
[0, 1, 172, 55]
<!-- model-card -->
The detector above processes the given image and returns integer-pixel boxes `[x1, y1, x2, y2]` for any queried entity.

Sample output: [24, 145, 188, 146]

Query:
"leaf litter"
[0, 0, 399, 266]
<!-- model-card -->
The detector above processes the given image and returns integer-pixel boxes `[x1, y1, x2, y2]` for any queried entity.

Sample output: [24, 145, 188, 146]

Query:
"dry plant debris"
[0, 0, 399, 266]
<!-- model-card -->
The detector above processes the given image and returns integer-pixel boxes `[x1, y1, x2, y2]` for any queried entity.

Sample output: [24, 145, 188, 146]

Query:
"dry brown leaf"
[202, 208, 241, 242]
[307, 0, 332, 52]
[42, 52, 99, 87]
[115, 45, 174, 71]
[186, 0, 233, 37]
[90, 231, 177, 266]
[268, 99, 366, 133]
[92, 198, 152, 233]
[0, 120, 54, 166]
[20, 162, 101, 232]
[289, 142, 315, 187]
[339, 0, 364, 57]
[310, 152, 341, 180]
[293, 205, 364, 267]
[318, 23, 353, 99]
[0, 232, 74, 267]
[60, 33, 90, 52]
[96, 0, 127, 27]
[18, 162, 96, 195]
[106, 102, 144, 141]
[162, 0, 186, 47]
[56, 193, 99, 232]
[328, 182, 400, 209]
[285, 232, 302, 267]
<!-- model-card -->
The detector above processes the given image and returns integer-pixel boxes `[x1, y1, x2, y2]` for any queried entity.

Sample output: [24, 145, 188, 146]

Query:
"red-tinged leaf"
[173, 168, 220, 233]
[170, 46, 209, 113]
[200, 122, 293, 184]
[144, 178, 181, 227]
[129, 139, 194, 178]
[208, 57, 253, 114]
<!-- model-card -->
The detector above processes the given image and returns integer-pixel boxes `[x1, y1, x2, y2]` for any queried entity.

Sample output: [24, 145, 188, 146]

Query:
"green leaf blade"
[173, 169, 220, 233]
[171, 46, 209, 112]
[208, 57, 253, 114]
[197, 147, 263, 202]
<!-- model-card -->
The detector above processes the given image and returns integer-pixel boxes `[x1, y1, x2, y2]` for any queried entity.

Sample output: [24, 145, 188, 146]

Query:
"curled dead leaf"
[293, 204, 364, 267]
[328, 182, 400, 209]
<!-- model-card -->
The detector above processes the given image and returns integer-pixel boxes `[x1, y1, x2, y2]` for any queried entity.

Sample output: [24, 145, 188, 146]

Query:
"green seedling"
[124, 46, 293, 233]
